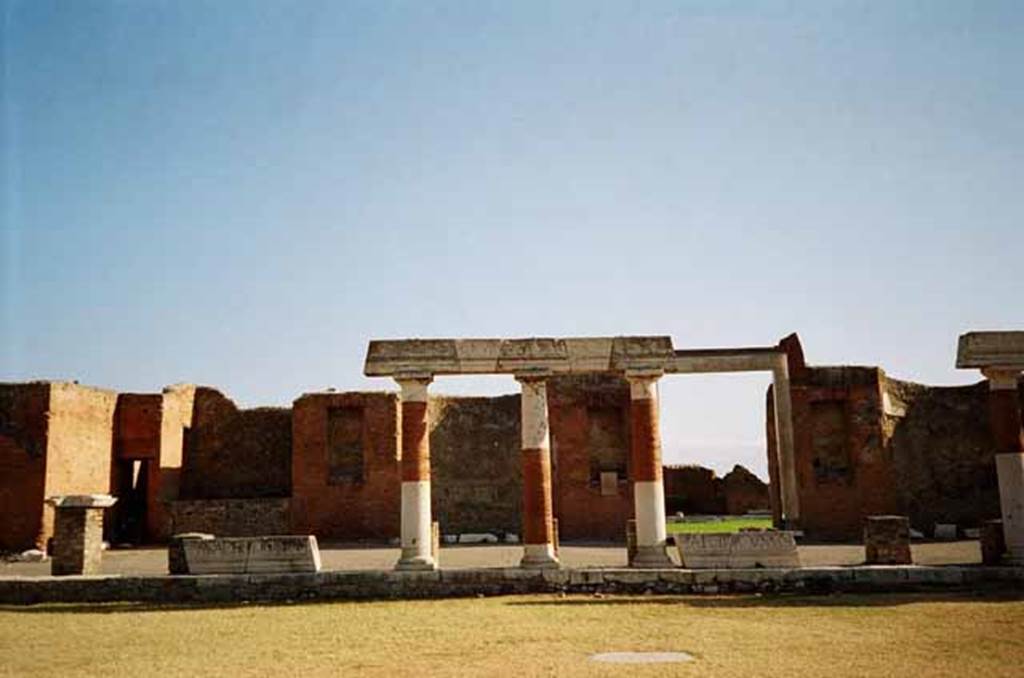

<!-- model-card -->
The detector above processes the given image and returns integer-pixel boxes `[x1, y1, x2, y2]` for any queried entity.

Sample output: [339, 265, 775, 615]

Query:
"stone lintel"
[46, 494, 117, 509]
[365, 336, 675, 376]
[668, 348, 782, 374]
[957, 332, 1024, 370]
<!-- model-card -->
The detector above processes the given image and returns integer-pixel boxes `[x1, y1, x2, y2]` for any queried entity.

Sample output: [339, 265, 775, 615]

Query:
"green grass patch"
[666, 516, 773, 534]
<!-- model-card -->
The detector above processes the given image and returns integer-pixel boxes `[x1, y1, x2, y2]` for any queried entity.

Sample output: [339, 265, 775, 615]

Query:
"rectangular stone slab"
[675, 532, 800, 569]
[957, 332, 1024, 369]
[181, 535, 321, 575]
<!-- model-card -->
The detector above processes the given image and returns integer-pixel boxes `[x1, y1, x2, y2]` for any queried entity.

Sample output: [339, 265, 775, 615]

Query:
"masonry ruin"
[2, 331, 1022, 569]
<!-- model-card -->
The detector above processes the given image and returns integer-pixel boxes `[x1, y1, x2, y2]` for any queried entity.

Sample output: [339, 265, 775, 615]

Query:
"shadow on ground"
[504, 591, 1024, 609]
[3, 591, 1022, 615]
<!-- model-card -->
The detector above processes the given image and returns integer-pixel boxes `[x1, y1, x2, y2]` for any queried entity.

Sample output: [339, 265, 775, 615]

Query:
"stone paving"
[0, 540, 982, 578]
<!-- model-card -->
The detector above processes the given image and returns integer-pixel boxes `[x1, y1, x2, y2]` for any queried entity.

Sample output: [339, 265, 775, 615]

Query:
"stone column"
[517, 376, 560, 569]
[396, 375, 437, 571]
[984, 367, 1024, 564]
[46, 494, 117, 576]
[771, 354, 800, 526]
[626, 371, 673, 568]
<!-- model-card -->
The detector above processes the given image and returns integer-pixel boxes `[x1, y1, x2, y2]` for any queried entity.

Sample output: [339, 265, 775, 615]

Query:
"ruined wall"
[179, 388, 291, 500]
[884, 377, 1004, 530]
[430, 395, 521, 535]
[768, 334, 1015, 541]
[291, 392, 400, 540]
[151, 385, 196, 540]
[548, 374, 633, 541]
[0, 383, 50, 551]
[169, 498, 290, 537]
[42, 383, 118, 547]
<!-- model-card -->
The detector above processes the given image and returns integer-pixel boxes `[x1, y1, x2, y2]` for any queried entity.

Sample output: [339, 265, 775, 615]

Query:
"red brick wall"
[0, 384, 50, 551]
[291, 392, 400, 540]
[114, 394, 162, 461]
[548, 375, 633, 542]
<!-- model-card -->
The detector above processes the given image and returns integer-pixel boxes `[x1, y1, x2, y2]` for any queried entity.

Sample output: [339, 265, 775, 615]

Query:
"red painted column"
[395, 375, 436, 570]
[517, 376, 559, 569]
[627, 371, 673, 568]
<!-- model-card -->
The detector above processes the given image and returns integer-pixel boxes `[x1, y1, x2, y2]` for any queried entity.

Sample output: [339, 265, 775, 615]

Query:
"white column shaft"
[634, 481, 667, 547]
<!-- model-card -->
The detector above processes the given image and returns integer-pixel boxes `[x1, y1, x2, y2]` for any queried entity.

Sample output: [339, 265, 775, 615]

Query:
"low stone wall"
[168, 499, 290, 537]
[1, 566, 1020, 606]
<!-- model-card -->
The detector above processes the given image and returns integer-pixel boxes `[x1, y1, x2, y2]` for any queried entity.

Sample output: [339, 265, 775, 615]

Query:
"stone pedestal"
[46, 495, 117, 576]
[864, 515, 912, 565]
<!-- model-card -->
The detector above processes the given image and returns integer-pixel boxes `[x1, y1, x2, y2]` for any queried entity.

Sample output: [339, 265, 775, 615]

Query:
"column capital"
[394, 374, 432, 403]
[983, 367, 1022, 391]
[625, 370, 662, 400]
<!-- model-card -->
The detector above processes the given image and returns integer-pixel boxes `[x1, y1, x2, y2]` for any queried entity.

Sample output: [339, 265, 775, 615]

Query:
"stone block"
[178, 535, 321, 575]
[675, 531, 800, 569]
[864, 515, 912, 565]
[168, 533, 214, 575]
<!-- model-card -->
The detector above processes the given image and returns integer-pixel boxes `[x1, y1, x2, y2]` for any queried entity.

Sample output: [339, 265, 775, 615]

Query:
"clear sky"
[3, 1, 1022, 478]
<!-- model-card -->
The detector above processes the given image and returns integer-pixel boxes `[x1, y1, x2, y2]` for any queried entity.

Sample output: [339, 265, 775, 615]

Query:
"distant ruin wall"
[169, 498, 290, 537]
[664, 464, 769, 516]
[430, 395, 521, 535]
[179, 388, 291, 500]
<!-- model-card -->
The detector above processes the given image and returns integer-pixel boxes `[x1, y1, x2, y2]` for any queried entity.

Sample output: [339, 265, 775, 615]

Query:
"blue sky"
[3, 1, 1022, 477]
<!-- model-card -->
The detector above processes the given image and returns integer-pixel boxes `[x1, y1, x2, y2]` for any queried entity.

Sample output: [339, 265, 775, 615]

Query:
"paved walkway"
[0, 541, 981, 578]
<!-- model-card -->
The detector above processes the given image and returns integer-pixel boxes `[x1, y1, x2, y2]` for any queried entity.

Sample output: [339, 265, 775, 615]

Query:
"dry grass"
[1, 592, 1022, 677]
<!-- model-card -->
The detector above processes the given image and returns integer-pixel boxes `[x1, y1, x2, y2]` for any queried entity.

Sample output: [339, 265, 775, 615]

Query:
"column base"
[395, 550, 438, 571]
[519, 543, 560, 570]
[631, 544, 673, 569]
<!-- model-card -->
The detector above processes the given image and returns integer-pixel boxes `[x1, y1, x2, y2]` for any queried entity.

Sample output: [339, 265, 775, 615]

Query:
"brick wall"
[885, 377, 1003, 530]
[0, 383, 50, 550]
[179, 388, 291, 500]
[548, 374, 633, 541]
[291, 392, 400, 540]
[168, 498, 290, 537]
[430, 395, 521, 535]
